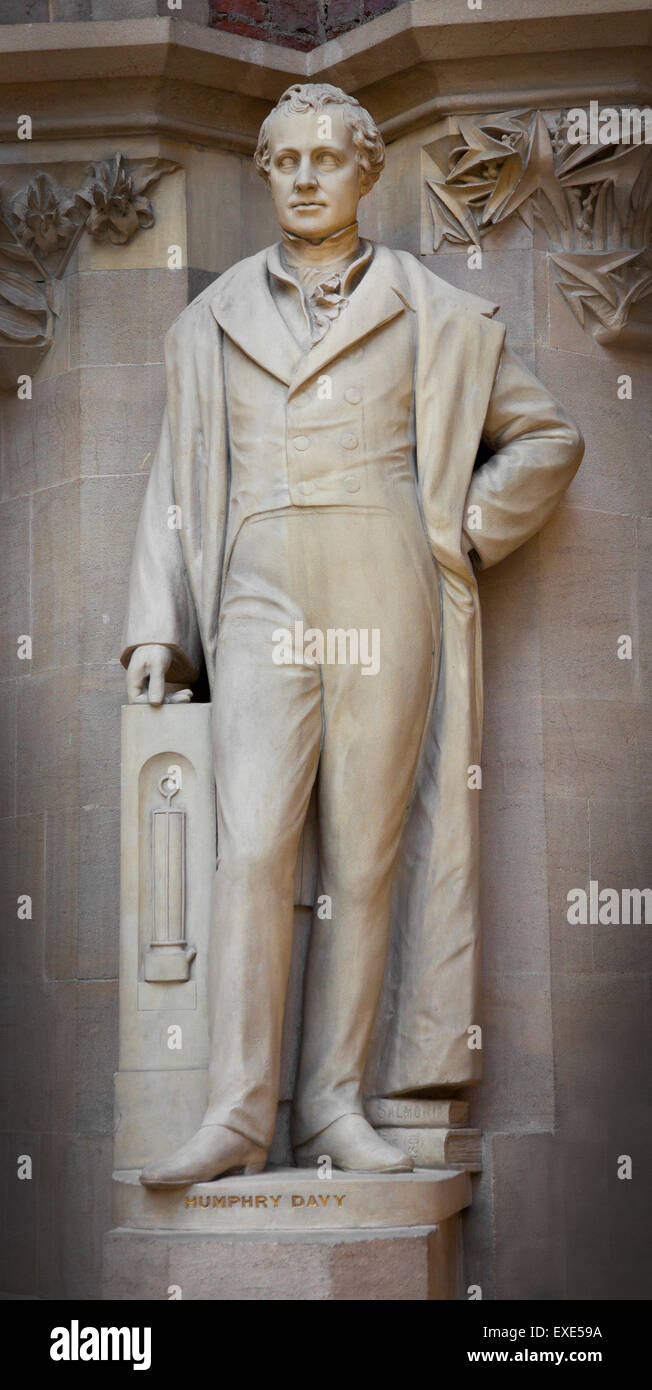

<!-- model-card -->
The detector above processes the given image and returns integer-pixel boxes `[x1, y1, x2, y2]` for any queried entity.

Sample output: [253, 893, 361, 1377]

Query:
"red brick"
[326, 0, 362, 35]
[213, 18, 268, 39]
[211, 0, 266, 25]
[210, 0, 404, 48]
[363, 0, 397, 18]
[268, 0, 322, 39]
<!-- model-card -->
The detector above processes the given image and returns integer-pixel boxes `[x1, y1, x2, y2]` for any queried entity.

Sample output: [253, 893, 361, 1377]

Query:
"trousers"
[203, 494, 441, 1148]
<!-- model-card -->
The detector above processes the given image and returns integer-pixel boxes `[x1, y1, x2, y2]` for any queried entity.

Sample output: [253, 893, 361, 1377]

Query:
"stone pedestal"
[103, 1169, 470, 1300]
[103, 1224, 460, 1302]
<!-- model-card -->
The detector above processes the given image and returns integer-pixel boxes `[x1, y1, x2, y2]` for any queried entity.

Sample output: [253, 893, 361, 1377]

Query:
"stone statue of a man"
[121, 83, 583, 1186]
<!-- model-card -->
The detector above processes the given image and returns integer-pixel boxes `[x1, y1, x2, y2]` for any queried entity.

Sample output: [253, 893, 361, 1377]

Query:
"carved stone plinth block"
[103, 1218, 462, 1301]
[103, 1168, 467, 1300]
[111, 1166, 471, 1235]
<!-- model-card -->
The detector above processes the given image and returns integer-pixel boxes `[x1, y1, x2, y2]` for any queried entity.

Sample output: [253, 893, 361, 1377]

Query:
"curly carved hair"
[254, 83, 385, 192]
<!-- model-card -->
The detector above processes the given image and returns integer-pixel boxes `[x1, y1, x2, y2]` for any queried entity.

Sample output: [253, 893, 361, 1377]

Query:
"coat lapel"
[207, 249, 302, 385]
[207, 244, 411, 394]
[288, 245, 410, 396]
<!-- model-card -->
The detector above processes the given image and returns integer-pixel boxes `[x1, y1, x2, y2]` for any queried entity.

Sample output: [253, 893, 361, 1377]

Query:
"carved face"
[266, 107, 365, 241]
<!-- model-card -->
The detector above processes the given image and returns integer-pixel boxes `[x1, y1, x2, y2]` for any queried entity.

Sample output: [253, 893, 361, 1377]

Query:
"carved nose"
[295, 161, 317, 189]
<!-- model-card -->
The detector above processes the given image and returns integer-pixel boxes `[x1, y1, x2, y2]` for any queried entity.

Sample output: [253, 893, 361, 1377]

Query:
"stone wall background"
[0, 1, 650, 1302]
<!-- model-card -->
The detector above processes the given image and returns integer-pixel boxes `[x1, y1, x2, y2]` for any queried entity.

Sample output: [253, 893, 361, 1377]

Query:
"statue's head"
[254, 82, 385, 242]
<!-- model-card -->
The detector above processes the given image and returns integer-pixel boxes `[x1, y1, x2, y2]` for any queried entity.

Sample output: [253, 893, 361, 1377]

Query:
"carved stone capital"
[423, 108, 652, 347]
[0, 153, 179, 390]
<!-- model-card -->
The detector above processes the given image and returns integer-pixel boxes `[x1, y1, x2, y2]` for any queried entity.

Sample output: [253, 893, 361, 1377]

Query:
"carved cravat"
[305, 271, 350, 340]
[278, 221, 373, 344]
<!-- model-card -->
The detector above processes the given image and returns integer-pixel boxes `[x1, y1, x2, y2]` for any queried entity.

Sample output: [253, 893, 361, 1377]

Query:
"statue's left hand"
[126, 643, 174, 705]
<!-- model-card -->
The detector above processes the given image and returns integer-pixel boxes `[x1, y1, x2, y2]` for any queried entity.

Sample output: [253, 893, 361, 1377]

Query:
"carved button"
[345, 476, 360, 492]
[300, 480, 314, 495]
[344, 387, 361, 404]
[293, 435, 310, 450]
[341, 432, 359, 450]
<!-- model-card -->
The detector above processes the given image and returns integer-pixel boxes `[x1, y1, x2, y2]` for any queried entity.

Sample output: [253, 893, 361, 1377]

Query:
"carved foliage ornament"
[0, 154, 179, 376]
[424, 109, 652, 345]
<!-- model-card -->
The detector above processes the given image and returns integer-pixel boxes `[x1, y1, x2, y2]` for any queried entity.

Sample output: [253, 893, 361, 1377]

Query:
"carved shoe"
[139, 1124, 267, 1189]
[294, 1114, 414, 1173]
